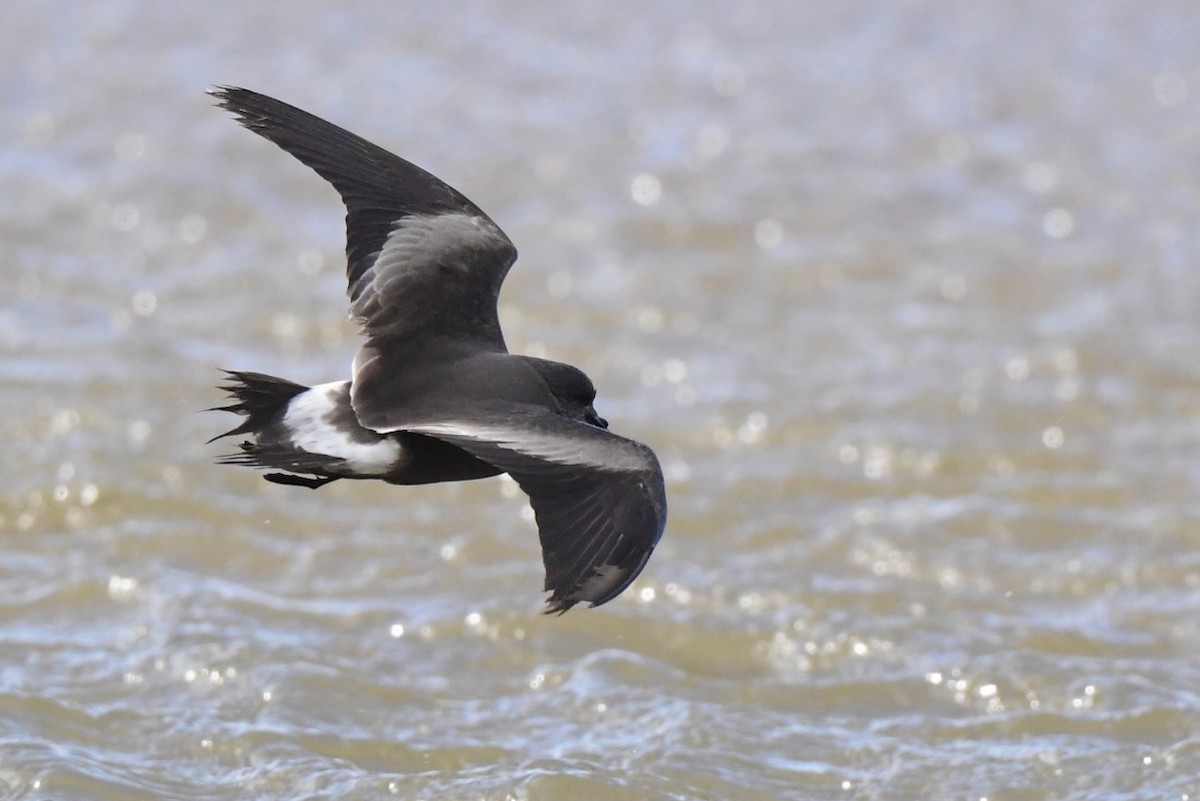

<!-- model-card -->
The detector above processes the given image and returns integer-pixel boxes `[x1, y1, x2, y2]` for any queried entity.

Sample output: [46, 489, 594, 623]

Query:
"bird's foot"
[264, 472, 340, 490]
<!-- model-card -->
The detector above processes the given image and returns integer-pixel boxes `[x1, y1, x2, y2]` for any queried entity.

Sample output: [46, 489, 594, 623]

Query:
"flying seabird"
[206, 87, 667, 613]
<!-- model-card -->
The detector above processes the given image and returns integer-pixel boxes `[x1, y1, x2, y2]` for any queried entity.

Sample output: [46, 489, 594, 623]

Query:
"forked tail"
[207, 370, 308, 443]
[208, 371, 346, 489]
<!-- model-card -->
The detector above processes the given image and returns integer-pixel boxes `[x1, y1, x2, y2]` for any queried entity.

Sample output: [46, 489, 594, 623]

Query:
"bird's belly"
[383, 433, 502, 485]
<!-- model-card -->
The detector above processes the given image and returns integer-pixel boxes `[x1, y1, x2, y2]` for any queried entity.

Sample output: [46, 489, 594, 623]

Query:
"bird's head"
[527, 358, 608, 429]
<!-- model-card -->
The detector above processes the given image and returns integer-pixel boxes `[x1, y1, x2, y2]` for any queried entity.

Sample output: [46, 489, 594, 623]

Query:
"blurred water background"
[3, 1, 1200, 799]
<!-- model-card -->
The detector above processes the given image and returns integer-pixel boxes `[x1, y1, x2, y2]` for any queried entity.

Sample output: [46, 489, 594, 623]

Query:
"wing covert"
[209, 86, 517, 353]
[407, 409, 667, 613]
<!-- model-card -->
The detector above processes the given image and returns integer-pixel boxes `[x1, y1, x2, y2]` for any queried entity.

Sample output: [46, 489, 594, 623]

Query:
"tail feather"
[215, 439, 343, 473]
[207, 370, 308, 443]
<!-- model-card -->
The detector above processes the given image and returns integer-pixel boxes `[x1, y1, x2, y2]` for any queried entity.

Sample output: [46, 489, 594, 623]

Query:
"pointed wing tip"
[207, 85, 253, 124]
[543, 561, 647, 615]
[543, 595, 619, 615]
[207, 86, 272, 128]
[543, 598, 575, 616]
[206, 85, 239, 105]
[541, 595, 603, 616]
[208, 86, 265, 121]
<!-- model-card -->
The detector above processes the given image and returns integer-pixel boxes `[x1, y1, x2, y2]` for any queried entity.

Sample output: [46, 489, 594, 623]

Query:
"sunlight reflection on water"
[3, 1, 1200, 799]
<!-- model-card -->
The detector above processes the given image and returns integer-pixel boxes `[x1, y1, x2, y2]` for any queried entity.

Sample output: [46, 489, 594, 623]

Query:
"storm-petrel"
[206, 87, 666, 613]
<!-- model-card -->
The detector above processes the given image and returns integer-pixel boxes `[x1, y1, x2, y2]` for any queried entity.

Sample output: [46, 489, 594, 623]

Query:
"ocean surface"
[3, 2, 1200, 799]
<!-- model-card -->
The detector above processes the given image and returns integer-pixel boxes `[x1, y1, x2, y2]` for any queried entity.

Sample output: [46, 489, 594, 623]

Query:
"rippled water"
[4, 1, 1200, 799]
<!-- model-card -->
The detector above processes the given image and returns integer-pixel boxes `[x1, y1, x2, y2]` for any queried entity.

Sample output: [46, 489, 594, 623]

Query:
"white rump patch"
[283, 382, 400, 475]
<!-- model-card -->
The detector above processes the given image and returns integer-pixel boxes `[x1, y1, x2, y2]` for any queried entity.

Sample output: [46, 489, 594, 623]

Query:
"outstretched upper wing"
[407, 408, 667, 614]
[209, 86, 517, 354]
